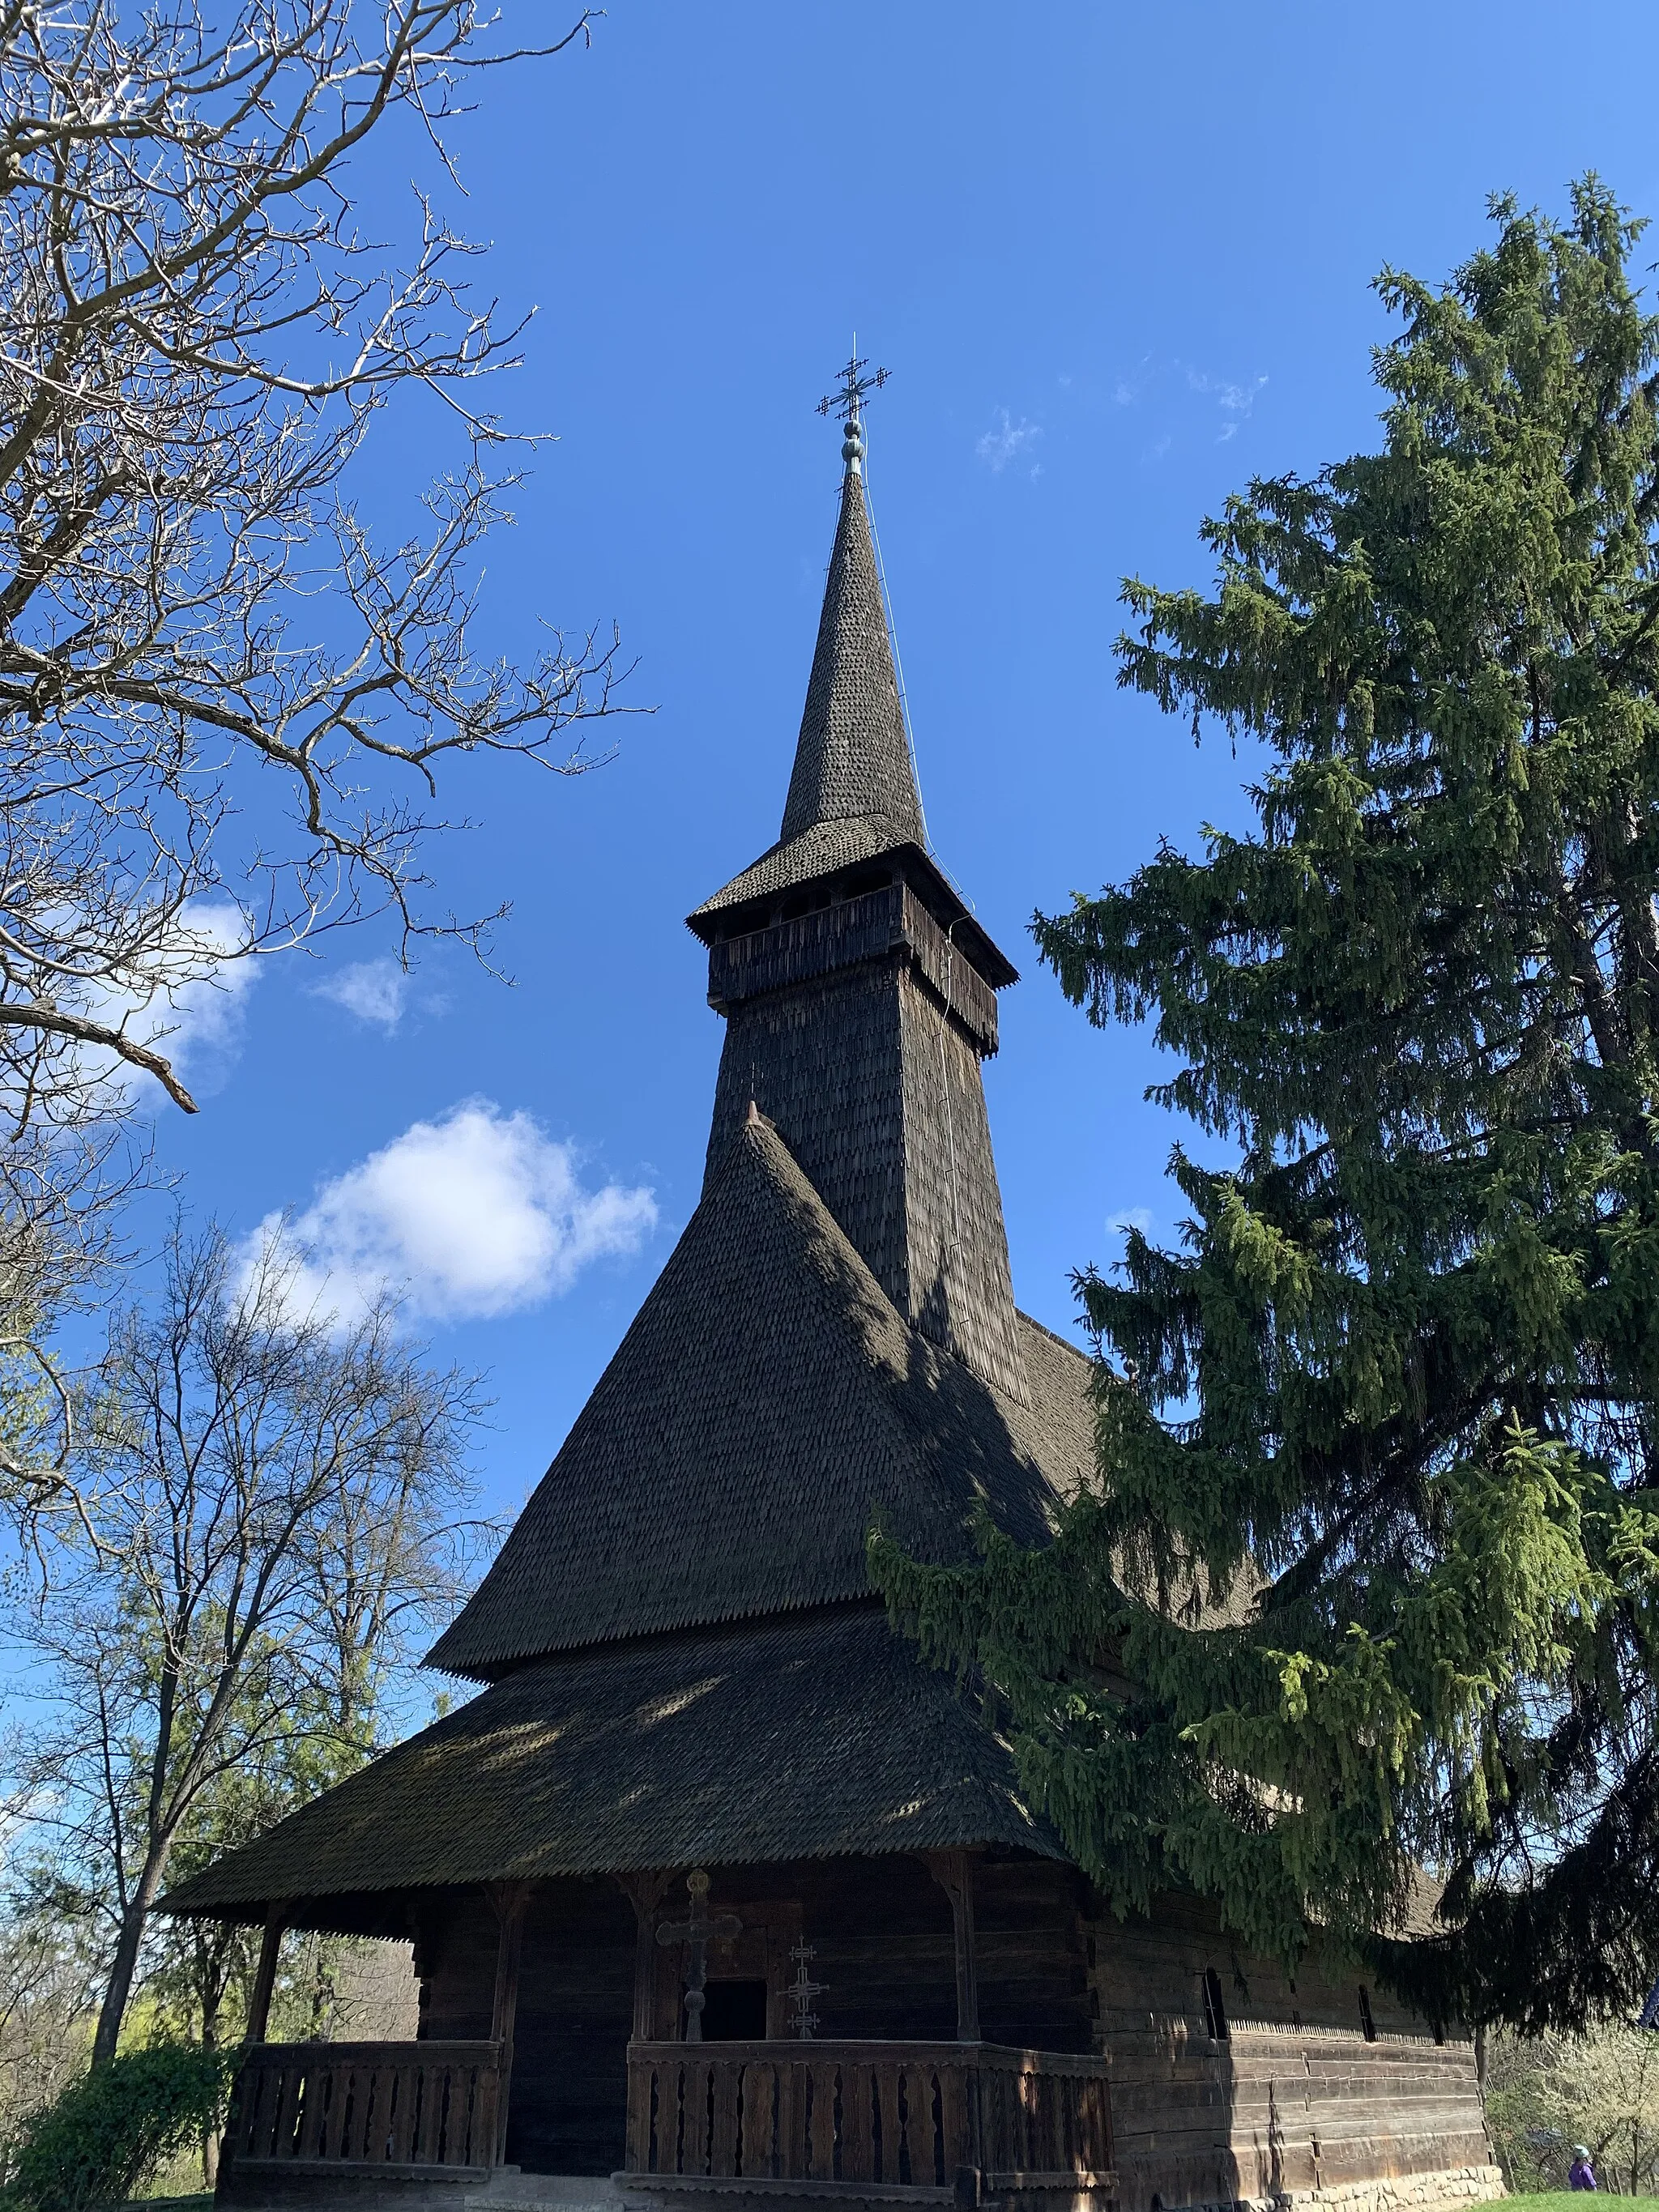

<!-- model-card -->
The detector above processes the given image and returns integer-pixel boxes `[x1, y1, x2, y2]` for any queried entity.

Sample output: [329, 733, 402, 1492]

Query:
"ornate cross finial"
[817, 342, 889, 476]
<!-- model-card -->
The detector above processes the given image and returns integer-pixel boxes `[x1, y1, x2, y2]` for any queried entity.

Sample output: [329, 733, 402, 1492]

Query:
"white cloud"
[75, 897, 261, 1104]
[1108, 1207, 1154, 1238]
[313, 958, 411, 1032]
[249, 1100, 657, 1324]
[1185, 367, 1269, 441]
[159, 903, 261, 1072]
[975, 410, 1043, 475]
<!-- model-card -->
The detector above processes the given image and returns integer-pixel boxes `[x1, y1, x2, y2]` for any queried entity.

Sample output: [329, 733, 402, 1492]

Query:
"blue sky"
[144, 1, 1659, 1533]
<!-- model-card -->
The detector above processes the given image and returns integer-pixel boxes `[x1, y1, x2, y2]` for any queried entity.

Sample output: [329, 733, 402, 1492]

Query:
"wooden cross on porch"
[656, 1868, 741, 2042]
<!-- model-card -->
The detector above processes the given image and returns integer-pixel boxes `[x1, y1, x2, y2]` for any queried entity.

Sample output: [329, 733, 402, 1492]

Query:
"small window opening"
[1358, 1985, 1376, 2042]
[1202, 1967, 1229, 2041]
[700, 1978, 770, 2041]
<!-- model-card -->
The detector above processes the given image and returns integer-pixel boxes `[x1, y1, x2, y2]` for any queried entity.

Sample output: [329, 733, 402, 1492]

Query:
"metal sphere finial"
[817, 347, 889, 478]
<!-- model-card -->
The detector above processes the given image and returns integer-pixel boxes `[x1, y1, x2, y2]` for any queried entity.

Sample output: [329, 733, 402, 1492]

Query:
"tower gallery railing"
[624, 2039, 1115, 2196]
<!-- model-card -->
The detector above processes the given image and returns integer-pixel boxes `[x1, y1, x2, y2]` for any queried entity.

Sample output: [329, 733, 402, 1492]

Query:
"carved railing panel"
[624, 2039, 1113, 2193]
[225, 2040, 502, 2177]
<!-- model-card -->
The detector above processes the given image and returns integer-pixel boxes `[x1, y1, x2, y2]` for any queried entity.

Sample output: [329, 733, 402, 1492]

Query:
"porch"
[215, 1850, 1114, 2205]
[221, 2037, 1115, 2203]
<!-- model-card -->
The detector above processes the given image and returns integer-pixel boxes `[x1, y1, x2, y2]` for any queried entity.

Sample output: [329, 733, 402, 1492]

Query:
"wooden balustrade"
[624, 2039, 1114, 2195]
[224, 2040, 503, 2179]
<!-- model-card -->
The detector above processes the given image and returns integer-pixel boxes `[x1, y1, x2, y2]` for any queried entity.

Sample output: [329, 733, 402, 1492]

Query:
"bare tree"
[0, 0, 621, 1135]
[8, 1223, 489, 2068]
[1485, 2024, 1659, 2196]
[0, 1908, 100, 2150]
[0, 1125, 133, 1490]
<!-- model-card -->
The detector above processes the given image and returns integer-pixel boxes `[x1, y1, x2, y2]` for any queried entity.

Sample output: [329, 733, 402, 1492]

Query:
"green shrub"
[3, 2045, 237, 2212]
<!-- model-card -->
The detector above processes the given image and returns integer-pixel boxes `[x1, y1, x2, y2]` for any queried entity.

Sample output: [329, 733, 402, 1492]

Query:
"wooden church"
[169, 381, 1501, 2212]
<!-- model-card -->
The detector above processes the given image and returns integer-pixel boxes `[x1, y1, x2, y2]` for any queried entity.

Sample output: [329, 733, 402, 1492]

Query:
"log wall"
[1086, 1893, 1499, 2212]
[416, 1881, 637, 2176]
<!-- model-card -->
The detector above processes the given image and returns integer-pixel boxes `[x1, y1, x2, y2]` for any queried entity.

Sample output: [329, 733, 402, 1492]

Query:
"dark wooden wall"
[509, 1883, 637, 2176]
[415, 1881, 637, 2176]
[411, 1854, 1091, 2177]
[1086, 1893, 1494, 2212]
[410, 1860, 1490, 2205]
[975, 1858, 1094, 2052]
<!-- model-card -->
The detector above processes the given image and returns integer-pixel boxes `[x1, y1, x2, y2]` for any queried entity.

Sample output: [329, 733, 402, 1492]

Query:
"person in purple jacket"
[1569, 2146, 1597, 2190]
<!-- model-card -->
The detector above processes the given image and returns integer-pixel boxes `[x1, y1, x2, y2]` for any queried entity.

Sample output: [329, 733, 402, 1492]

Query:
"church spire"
[780, 355, 925, 846]
[685, 366, 1029, 1407]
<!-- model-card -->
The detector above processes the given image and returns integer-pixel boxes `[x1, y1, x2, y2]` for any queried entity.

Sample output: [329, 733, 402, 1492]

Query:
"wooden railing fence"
[224, 2040, 502, 2178]
[625, 2039, 1113, 2193]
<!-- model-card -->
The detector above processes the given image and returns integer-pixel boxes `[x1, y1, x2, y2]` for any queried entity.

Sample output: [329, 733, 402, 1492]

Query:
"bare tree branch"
[0, 0, 626, 1132]
[7, 1221, 493, 2069]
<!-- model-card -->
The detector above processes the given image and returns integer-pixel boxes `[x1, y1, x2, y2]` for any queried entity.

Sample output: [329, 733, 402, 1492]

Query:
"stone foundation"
[1264, 2166, 1507, 2212]
[1151, 2167, 1507, 2212]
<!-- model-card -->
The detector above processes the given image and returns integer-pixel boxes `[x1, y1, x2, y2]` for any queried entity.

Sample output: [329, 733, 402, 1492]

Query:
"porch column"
[922, 1850, 981, 2041]
[245, 1904, 288, 2045]
[485, 1882, 531, 2166]
[615, 1871, 676, 2040]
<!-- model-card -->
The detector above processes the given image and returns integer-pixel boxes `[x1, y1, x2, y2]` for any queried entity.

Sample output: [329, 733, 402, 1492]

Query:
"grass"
[1509, 2197, 1659, 2209]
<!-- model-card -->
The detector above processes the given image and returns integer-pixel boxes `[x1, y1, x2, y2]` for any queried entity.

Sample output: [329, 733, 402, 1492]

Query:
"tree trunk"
[201, 1980, 221, 2189]
[90, 1852, 170, 2069]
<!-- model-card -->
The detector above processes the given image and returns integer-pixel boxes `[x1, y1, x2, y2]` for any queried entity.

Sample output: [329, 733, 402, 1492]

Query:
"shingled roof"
[692, 815, 913, 920]
[688, 468, 987, 948]
[782, 467, 923, 846]
[425, 1111, 1096, 1681]
[163, 1607, 1064, 1928]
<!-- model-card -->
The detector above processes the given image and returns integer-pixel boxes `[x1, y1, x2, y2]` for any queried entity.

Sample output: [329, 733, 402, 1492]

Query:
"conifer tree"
[872, 180, 1659, 2032]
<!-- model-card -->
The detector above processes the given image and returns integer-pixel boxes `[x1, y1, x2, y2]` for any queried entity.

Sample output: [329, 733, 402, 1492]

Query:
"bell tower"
[687, 360, 1027, 1405]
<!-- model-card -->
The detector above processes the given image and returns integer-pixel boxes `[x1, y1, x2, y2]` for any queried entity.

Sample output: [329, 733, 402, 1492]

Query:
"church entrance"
[698, 1977, 769, 2039]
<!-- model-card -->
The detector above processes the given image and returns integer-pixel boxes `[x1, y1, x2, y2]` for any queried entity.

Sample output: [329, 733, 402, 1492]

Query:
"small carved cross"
[787, 1941, 825, 2040]
[656, 1869, 742, 2043]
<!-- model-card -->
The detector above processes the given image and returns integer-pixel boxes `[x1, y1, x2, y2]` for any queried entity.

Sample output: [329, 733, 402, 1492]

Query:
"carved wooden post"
[922, 1851, 981, 2042]
[656, 1869, 741, 2043]
[245, 1904, 288, 2045]
[485, 1882, 531, 2167]
[615, 1871, 675, 2041]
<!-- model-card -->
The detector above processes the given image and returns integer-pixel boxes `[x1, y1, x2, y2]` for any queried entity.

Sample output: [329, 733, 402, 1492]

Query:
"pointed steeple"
[685, 365, 1030, 1407]
[779, 464, 926, 846]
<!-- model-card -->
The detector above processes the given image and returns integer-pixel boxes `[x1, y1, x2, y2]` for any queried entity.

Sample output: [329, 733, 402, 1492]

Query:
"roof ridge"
[1013, 1306, 1095, 1371]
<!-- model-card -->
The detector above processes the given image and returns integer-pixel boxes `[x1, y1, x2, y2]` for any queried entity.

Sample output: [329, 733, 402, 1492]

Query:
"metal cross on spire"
[817, 342, 889, 476]
[817, 346, 890, 425]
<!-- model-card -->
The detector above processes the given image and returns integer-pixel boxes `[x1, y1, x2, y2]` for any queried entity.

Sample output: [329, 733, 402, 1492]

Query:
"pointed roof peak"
[780, 459, 926, 846]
